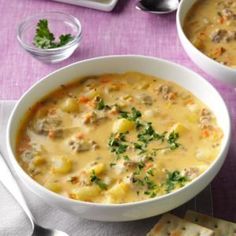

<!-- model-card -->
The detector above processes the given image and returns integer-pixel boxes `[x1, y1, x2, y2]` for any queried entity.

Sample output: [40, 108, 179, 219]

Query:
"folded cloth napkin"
[0, 101, 212, 236]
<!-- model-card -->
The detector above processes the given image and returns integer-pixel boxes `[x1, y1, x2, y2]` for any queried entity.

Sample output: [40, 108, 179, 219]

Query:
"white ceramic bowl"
[177, 0, 236, 86]
[7, 55, 231, 221]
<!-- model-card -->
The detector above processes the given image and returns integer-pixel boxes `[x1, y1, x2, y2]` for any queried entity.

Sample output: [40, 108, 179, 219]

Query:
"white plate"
[52, 0, 119, 12]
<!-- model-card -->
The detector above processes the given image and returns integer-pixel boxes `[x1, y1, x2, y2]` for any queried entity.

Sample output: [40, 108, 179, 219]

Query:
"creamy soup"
[16, 72, 223, 204]
[184, 0, 236, 67]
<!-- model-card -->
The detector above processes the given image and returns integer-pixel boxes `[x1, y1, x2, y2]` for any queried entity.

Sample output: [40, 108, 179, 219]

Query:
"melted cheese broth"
[16, 72, 223, 204]
[184, 0, 236, 67]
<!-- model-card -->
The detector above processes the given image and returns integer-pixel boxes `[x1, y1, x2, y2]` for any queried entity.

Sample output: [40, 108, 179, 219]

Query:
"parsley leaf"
[133, 142, 146, 154]
[167, 131, 180, 150]
[33, 19, 74, 49]
[90, 170, 107, 190]
[147, 168, 154, 176]
[132, 178, 145, 186]
[108, 133, 128, 155]
[59, 34, 74, 47]
[138, 123, 166, 145]
[165, 170, 187, 193]
[144, 190, 157, 198]
[96, 97, 105, 110]
[144, 176, 157, 190]
[120, 107, 142, 121]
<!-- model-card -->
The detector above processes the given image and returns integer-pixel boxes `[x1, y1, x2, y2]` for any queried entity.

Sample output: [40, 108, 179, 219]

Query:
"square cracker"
[185, 210, 236, 236]
[147, 213, 214, 236]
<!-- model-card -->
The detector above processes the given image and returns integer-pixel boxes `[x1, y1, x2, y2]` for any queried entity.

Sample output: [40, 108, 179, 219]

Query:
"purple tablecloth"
[0, 0, 235, 222]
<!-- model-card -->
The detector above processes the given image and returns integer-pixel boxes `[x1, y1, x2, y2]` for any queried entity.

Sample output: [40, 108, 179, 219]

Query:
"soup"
[184, 0, 236, 67]
[16, 72, 223, 204]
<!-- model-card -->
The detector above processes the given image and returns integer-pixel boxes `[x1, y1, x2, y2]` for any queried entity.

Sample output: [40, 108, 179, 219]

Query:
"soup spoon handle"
[0, 151, 35, 227]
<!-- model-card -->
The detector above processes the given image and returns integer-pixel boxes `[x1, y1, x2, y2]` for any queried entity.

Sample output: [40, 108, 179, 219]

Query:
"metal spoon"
[0, 151, 69, 236]
[136, 0, 179, 14]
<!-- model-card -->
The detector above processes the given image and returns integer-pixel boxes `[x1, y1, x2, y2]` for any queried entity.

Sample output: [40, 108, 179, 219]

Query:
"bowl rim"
[17, 11, 82, 53]
[6, 55, 231, 208]
[176, 0, 236, 73]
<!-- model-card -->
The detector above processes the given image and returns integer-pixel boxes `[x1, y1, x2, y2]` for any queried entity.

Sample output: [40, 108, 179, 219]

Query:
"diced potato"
[186, 113, 198, 123]
[107, 182, 129, 202]
[45, 182, 62, 193]
[61, 98, 79, 113]
[89, 163, 106, 175]
[112, 118, 135, 133]
[169, 123, 187, 135]
[52, 156, 72, 174]
[70, 186, 101, 201]
[32, 155, 46, 166]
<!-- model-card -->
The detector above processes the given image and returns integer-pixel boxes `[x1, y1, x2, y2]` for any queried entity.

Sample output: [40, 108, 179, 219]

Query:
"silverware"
[136, 0, 179, 14]
[0, 151, 69, 236]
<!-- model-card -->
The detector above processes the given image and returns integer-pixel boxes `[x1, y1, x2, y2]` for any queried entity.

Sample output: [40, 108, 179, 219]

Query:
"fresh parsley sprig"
[33, 19, 74, 49]
[108, 133, 128, 156]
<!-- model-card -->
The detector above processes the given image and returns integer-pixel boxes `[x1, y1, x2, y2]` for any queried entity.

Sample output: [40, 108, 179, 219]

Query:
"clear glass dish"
[17, 12, 82, 63]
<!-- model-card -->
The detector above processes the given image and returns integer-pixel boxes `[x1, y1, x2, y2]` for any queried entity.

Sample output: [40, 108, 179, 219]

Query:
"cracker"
[185, 210, 236, 236]
[147, 213, 214, 236]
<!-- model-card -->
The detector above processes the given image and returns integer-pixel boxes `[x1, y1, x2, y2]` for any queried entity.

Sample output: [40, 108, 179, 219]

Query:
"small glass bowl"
[17, 12, 82, 63]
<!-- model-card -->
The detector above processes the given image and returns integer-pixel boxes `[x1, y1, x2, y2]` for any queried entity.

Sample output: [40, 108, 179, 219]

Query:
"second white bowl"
[177, 0, 236, 86]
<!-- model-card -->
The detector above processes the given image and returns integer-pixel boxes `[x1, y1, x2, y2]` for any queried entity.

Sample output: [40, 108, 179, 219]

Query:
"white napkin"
[0, 101, 212, 236]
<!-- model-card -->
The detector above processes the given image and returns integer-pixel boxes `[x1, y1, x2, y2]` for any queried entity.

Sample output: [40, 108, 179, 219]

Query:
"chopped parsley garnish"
[167, 131, 180, 150]
[33, 19, 74, 49]
[138, 122, 166, 144]
[133, 142, 146, 154]
[144, 176, 157, 190]
[143, 176, 158, 198]
[120, 107, 142, 121]
[144, 190, 157, 198]
[133, 161, 145, 176]
[96, 97, 105, 110]
[90, 170, 107, 190]
[132, 178, 145, 186]
[138, 161, 145, 170]
[146, 168, 154, 176]
[165, 171, 187, 193]
[108, 133, 128, 155]
[107, 107, 183, 198]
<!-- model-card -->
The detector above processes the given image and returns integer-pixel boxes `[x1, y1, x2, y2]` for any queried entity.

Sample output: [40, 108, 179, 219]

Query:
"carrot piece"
[201, 129, 210, 138]
[218, 16, 224, 24]
[76, 132, 84, 139]
[79, 96, 90, 104]
[184, 98, 194, 105]
[144, 162, 153, 171]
